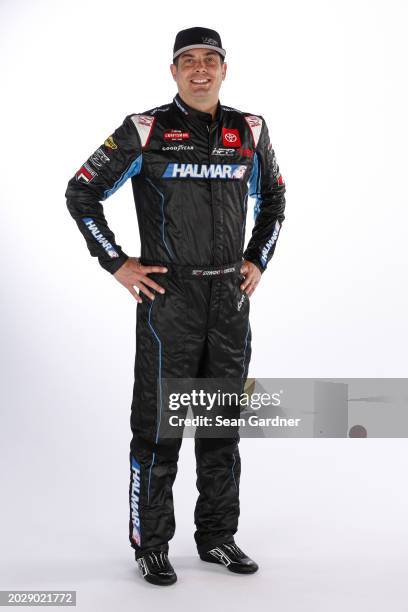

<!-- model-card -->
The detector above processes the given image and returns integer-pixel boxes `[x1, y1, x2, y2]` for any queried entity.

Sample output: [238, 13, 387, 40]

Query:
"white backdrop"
[1, 0, 408, 610]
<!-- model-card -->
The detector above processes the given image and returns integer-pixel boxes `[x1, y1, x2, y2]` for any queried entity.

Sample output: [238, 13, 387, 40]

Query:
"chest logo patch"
[222, 127, 241, 148]
[164, 130, 190, 141]
[162, 163, 247, 180]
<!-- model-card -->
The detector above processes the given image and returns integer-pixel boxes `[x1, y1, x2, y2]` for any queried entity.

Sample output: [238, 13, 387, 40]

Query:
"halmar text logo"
[82, 217, 119, 258]
[261, 221, 281, 266]
[162, 163, 247, 180]
[130, 456, 141, 546]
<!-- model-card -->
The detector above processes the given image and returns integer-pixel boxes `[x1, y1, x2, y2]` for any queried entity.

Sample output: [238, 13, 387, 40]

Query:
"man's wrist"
[101, 252, 130, 274]
[243, 256, 265, 274]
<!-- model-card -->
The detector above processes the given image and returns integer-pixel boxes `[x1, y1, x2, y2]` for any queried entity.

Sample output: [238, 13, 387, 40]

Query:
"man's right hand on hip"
[113, 257, 168, 303]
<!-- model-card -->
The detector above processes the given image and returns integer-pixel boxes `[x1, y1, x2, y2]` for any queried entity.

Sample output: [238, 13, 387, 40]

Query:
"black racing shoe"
[199, 543, 259, 574]
[136, 551, 177, 586]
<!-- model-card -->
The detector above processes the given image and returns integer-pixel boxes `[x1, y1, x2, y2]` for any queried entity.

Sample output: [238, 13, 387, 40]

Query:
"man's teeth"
[192, 79, 209, 83]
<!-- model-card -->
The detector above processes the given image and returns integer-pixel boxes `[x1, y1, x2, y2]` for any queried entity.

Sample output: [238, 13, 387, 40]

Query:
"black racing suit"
[65, 93, 286, 558]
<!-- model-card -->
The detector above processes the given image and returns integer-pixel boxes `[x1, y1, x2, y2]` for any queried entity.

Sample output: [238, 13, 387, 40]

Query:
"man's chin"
[189, 86, 211, 94]
[190, 91, 210, 98]
[188, 86, 218, 100]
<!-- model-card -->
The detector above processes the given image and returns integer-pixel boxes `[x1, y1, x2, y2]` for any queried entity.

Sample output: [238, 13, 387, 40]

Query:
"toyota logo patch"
[222, 127, 241, 148]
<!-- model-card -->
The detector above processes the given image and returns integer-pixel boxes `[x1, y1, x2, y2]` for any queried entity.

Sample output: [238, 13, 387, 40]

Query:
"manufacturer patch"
[222, 127, 241, 148]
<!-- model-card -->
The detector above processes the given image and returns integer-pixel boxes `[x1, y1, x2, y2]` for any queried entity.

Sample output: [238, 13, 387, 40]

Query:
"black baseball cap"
[173, 27, 226, 62]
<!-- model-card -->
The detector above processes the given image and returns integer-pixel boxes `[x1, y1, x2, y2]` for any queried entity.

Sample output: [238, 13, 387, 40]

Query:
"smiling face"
[170, 48, 227, 107]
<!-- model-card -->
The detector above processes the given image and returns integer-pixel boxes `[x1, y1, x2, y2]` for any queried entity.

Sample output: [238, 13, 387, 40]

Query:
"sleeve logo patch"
[104, 135, 118, 150]
[89, 147, 110, 168]
[76, 162, 97, 183]
[82, 217, 119, 258]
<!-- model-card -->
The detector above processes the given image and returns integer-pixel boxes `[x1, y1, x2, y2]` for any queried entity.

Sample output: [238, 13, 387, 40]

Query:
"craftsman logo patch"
[162, 163, 247, 180]
[164, 130, 190, 141]
[222, 128, 241, 148]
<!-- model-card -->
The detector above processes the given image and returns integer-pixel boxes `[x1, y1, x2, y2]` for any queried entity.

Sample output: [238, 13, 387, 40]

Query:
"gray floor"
[1, 550, 406, 612]
[1, 439, 408, 610]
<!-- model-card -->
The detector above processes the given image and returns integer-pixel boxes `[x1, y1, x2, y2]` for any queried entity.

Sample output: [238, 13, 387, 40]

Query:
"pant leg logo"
[237, 292, 246, 311]
[130, 456, 141, 546]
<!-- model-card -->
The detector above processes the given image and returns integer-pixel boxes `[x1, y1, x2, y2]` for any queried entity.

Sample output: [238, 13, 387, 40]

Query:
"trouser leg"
[129, 274, 208, 557]
[129, 437, 182, 558]
[194, 435, 241, 554]
[129, 273, 190, 558]
[193, 273, 252, 553]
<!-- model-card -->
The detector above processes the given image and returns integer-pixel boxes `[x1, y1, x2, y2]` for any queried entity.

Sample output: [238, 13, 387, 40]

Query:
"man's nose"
[194, 60, 207, 71]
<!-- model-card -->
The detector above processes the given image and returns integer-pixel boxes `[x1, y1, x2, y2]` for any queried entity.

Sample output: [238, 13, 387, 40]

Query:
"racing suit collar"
[173, 93, 221, 123]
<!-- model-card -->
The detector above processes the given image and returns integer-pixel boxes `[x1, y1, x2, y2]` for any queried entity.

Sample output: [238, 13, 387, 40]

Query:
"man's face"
[170, 48, 227, 102]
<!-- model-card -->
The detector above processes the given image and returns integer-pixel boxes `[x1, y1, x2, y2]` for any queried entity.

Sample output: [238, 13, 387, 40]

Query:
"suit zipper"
[208, 123, 216, 265]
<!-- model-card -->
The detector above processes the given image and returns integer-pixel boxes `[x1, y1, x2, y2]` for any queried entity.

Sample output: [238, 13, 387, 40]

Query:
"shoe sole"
[199, 556, 258, 574]
[142, 574, 177, 586]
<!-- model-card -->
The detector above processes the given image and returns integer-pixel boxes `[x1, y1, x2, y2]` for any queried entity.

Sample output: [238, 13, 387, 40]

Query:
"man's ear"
[170, 64, 177, 81]
[222, 62, 227, 80]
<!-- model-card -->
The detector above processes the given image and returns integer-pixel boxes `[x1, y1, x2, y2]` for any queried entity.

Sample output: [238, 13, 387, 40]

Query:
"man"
[65, 26, 286, 586]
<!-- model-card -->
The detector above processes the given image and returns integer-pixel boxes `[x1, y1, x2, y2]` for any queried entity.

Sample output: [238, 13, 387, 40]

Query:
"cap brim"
[173, 43, 226, 61]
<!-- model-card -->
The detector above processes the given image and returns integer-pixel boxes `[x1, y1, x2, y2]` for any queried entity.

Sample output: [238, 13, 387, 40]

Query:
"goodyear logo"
[162, 163, 247, 180]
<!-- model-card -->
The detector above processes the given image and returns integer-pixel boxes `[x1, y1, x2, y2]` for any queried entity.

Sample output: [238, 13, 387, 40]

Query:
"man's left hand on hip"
[240, 261, 262, 297]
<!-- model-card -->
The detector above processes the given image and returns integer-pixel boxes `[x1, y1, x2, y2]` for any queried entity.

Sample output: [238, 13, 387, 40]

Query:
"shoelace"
[221, 543, 246, 560]
[148, 551, 169, 571]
